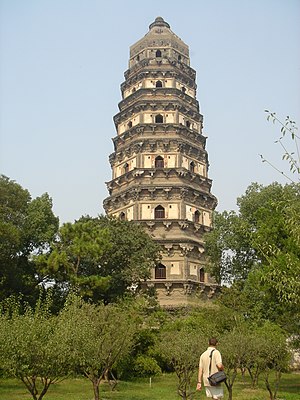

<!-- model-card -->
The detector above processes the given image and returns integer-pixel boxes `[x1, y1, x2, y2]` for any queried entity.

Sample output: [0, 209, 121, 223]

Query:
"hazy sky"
[1, 0, 300, 223]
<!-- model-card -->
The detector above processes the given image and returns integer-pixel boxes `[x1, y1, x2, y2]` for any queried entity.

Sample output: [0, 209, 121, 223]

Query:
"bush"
[133, 355, 161, 377]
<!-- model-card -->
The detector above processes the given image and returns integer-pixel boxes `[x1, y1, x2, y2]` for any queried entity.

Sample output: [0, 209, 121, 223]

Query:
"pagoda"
[103, 17, 218, 306]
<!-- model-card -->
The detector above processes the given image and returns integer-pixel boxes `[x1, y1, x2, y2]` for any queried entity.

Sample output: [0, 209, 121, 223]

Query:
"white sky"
[1, 0, 300, 223]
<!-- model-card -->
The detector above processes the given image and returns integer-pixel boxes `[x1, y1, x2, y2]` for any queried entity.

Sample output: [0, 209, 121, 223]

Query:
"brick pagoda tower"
[103, 17, 218, 306]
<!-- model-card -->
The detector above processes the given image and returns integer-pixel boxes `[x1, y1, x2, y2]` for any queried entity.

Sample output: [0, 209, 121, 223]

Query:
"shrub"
[133, 355, 161, 377]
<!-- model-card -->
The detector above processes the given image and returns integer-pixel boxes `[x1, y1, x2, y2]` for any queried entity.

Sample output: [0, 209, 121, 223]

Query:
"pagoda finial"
[149, 16, 170, 30]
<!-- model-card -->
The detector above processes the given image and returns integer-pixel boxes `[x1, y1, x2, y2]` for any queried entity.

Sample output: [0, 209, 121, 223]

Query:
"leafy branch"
[260, 111, 299, 182]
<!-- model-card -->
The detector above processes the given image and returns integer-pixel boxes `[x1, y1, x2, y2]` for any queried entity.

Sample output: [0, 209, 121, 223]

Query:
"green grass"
[0, 372, 299, 400]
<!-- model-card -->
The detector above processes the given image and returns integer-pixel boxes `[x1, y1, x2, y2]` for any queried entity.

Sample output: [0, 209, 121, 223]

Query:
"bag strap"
[209, 349, 215, 376]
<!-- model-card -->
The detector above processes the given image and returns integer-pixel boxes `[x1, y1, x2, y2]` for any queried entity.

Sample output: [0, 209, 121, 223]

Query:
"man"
[196, 337, 224, 399]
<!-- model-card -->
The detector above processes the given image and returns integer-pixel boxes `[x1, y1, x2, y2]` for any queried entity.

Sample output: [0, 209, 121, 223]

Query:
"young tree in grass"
[255, 322, 290, 400]
[156, 323, 207, 400]
[219, 327, 252, 400]
[59, 296, 137, 400]
[0, 295, 72, 400]
[243, 331, 266, 388]
[220, 321, 290, 400]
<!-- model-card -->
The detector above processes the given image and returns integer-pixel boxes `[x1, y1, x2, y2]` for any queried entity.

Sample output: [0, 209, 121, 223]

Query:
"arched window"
[155, 156, 164, 168]
[128, 121, 132, 129]
[132, 87, 136, 93]
[189, 161, 195, 173]
[136, 55, 140, 62]
[186, 120, 191, 128]
[155, 205, 165, 219]
[155, 114, 163, 123]
[194, 210, 200, 224]
[124, 162, 129, 174]
[181, 86, 186, 93]
[178, 54, 182, 61]
[156, 49, 162, 57]
[199, 268, 205, 282]
[119, 212, 126, 221]
[155, 263, 166, 279]
[156, 80, 163, 88]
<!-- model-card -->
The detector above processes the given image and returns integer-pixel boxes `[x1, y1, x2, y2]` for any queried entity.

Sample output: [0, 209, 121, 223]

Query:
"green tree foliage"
[117, 327, 162, 379]
[205, 182, 300, 332]
[0, 294, 139, 400]
[36, 216, 160, 303]
[156, 319, 207, 400]
[36, 218, 112, 302]
[219, 328, 249, 400]
[115, 297, 167, 379]
[132, 354, 162, 377]
[220, 321, 290, 400]
[0, 295, 72, 400]
[0, 175, 59, 304]
[255, 322, 290, 400]
[59, 296, 137, 400]
[204, 208, 255, 284]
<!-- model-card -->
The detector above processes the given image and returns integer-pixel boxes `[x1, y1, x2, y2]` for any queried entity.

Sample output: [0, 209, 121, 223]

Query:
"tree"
[205, 182, 300, 333]
[59, 296, 137, 400]
[156, 321, 207, 400]
[115, 296, 167, 380]
[36, 217, 112, 302]
[0, 295, 72, 400]
[220, 327, 250, 400]
[219, 321, 290, 400]
[37, 216, 160, 303]
[204, 210, 255, 284]
[254, 322, 290, 400]
[0, 175, 59, 304]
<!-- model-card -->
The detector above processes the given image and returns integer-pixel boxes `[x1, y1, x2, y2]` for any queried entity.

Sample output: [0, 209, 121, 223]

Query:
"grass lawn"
[0, 372, 299, 400]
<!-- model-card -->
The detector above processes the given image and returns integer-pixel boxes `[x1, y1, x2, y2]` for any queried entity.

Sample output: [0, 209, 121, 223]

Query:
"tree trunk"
[103, 369, 109, 382]
[29, 390, 38, 400]
[224, 369, 237, 400]
[265, 376, 274, 400]
[265, 370, 282, 400]
[93, 380, 100, 400]
[21, 376, 38, 400]
[37, 386, 50, 400]
[30, 392, 38, 400]
[274, 370, 281, 399]
[227, 384, 233, 400]
[38, 378, 52, 400]
[247, 367, 260, 388]
[107, 370, 118, 391]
